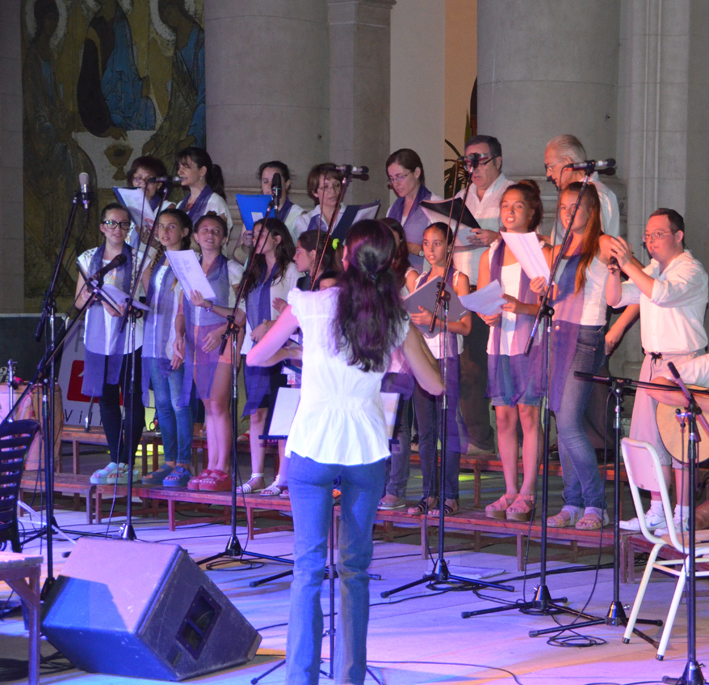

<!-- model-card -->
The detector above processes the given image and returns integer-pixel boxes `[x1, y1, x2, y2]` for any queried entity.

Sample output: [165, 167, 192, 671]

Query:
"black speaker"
[41, 538, 262, 680]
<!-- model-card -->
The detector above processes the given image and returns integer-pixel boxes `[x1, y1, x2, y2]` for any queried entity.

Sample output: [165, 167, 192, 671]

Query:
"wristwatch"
[204, 302, 213, 313]
[418, 249, 424, 257]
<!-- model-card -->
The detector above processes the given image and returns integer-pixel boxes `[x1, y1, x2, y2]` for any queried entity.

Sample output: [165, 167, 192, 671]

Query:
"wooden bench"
[20, 472, 96, 524]
[59, 427, 161, 476]
[624, 533, 709, 584]
[0, 552, 42, 685]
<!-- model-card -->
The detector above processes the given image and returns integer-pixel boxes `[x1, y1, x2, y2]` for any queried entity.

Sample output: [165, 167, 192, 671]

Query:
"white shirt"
[453, 173, 514, 285]
[294, 205, 347, 238]
[282, 202, 307, 243]
[616, 250, 708, 354]
[285, 287, 408, 465]
[240, 261, 300, 354]
[580, 256, 609, 326]
[666, 354, 709, 386]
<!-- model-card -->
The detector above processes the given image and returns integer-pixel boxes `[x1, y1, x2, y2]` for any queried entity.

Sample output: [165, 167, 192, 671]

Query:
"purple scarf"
[178, 185, 213, 223]
[486, 240, 545, 404]
[276, 198, 293, 223]
[388, 184, 432, 244]
[243, 262, 280, 416]
[82, 243, 134, 397]
[180, 254, 231, 405]
[142, 255, 179, 404]
[549, 254, 584, 412]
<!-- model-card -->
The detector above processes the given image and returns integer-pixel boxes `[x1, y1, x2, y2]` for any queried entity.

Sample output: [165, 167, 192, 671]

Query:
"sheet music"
[500, 232, 550, 283]
[165, 250, 217, 300]
[113, 187, 162, 226]
[459, 280, 507, 316]
[101, 283, 150, 312]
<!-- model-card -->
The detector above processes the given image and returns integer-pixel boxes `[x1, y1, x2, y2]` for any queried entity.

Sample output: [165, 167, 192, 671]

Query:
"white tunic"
[285, 287, 408, 465]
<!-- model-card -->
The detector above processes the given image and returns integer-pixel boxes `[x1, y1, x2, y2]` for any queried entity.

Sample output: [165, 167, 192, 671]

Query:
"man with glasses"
[452, 135, 513, 455]
[607, 209, 708, 534]
[544, 134, 620, 239]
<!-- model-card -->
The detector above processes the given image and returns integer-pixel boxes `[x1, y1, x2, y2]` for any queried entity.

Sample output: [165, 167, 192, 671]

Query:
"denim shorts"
[490, 354, 543, 407]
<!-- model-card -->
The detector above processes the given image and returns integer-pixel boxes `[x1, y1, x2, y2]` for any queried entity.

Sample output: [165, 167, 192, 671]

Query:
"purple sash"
[82, 243, 134, 397]
[177, 185, 212, 223]
[549, 254, 584, 412]
[142, 256, 179, 404]
[387, 184, 432, 246]
[180, 254, 231, 404]
[276, 198, 293, 223]
[486, 240, 545, 404]
[243, 263, 279, 416]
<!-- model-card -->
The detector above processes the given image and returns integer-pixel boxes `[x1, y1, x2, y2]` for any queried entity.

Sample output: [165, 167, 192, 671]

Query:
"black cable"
[364, 659, 526, 685]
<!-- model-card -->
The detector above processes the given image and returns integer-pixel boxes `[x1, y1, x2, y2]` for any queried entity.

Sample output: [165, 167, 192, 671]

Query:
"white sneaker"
[619, 508, 666, 532]
[656, 514, 690, 538]
[90, 462, 118, 485]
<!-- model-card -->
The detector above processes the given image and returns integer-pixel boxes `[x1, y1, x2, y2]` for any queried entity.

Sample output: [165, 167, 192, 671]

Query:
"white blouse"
[285, 287, 408, 465]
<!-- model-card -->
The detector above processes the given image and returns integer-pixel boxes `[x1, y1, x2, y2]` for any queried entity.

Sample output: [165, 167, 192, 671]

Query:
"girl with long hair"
[237, 217, 299, 496]
[477, 180, 548, 521]
[176, 212, 243, 491]
[407, 222, 471, 517]
[258, 160, 306, 240]
[247, 219, 443, 685]
[140, 209, 195, 487]
[175, 147, 233, 240]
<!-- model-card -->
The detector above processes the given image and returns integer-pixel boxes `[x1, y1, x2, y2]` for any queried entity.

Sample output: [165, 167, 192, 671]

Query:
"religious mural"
[22, 0, 205, 305]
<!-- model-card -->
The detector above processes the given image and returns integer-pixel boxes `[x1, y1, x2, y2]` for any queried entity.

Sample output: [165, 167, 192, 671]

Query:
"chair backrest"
[0, 420, 40, 552]
[621, 438, 674, 544]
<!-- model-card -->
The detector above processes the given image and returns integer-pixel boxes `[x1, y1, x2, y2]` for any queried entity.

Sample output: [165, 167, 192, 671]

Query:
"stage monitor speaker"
[41, 538, 262, 680]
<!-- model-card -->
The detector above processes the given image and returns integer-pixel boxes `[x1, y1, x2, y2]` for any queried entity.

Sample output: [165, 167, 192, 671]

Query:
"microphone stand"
[197, 190, 293, 570]
[383, 160, 514, 599]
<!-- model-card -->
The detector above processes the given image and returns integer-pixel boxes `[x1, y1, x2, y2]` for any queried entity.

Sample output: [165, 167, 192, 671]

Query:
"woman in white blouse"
[247, 220, 443, 685]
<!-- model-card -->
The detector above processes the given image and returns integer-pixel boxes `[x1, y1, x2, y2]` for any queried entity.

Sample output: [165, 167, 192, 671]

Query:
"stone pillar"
[0, 1, 23, 312]
[328, 0, 395, 205]
[204, 1, 330, 208]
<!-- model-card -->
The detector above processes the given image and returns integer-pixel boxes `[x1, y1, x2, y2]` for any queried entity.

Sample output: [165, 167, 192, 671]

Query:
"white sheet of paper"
[101, 283, 150, 312]
[500, 232, 550, 283]
[165, 250, 217, 301]
[459, 280, 507, 316]
[267, 388, 400, 440]
[113, 187, 163, 225]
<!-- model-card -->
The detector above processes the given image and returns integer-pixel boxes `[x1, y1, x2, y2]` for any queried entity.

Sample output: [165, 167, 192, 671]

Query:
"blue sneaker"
[163, 465, 192, 487]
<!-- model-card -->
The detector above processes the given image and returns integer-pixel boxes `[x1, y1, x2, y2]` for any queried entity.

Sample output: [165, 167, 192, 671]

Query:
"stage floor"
[1, 501, 708, 685]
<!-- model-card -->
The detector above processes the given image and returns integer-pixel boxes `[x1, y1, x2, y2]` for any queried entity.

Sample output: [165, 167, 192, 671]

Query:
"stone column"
[0, 1, 23, 312]
[204, 1, 330, 209]
[328, 0, 396, 205]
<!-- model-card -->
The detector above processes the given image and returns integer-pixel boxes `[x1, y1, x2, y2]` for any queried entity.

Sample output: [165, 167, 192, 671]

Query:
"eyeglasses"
[101, 219, 131, 231]
[464, 156, 498, 168]
[642, 230, 675, 243]
[544, 159, 564, 172]
[387, 171, 412, 184]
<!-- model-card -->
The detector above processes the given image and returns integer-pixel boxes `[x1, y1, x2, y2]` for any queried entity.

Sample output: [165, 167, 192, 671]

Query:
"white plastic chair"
[621, 438, 709, 659]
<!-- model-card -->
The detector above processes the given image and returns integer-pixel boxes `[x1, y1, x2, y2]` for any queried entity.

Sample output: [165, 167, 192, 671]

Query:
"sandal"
[506, 494, 535, 522]
[485, 494, 516, 520]
[188, 469, 212, 491]
[260, 479, 286, 497]
[547, 506, 582, 528]
[200, 470, 232, 492]
[431, 499, 459, 517]
[142, 463, 173, 485]
[576, 510, 609, 531]
[407, 496, 438, 516]
[236, 473, 265, 494]
[163, 465, 191, 488]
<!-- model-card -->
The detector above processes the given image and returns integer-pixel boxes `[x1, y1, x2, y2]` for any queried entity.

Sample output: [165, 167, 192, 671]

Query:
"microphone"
[271, 172, 282, 202]
[87, 254, 128, 285]
[456, 153, 491, 169]
[568, 158, 616, 171]
[147, 176, 181, 184]
[335, 164, 369, 175]
[79, 172, 91, 211]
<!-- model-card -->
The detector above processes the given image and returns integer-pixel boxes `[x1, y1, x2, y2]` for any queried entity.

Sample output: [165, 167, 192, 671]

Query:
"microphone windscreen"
[79, 172, 90, 188]
[272, 173, 282, 191]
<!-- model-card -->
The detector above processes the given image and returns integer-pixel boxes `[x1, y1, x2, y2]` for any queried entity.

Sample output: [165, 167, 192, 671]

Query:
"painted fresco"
[22, 0, 205, 305]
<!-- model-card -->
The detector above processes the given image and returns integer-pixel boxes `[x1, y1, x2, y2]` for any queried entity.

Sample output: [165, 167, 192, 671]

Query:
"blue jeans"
[148, 359, 193, 465]
[286, 453, 385, 685]
[555, 325, 606, 510]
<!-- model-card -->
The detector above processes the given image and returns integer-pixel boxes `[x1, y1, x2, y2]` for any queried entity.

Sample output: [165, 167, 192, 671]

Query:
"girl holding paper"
[407, 222, 471, 517]
[530, 182, 627, 530]
[176, 213, 243, 491]
[176, 147, 234, 241]
[140, 209, 195, 487]
[76, 203, 146, 485]
[125, 155, 173, 249]
[238, 217, 299, 496]
[477, 180, 548, 521]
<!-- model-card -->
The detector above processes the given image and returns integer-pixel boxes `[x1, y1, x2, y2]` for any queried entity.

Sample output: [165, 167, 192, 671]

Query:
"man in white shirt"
[453, 135, 513, 453]
[544, 134, 620, 240]
[607, 208, 708, 534]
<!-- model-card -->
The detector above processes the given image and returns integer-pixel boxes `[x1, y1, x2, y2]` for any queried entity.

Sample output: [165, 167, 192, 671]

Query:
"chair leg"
[657, 560, 689, 660]
[623, 543, 663, 642]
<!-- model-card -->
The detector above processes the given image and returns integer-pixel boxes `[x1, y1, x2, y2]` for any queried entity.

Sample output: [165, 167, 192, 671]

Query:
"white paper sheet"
[500, 232, 550, 283]
[165, 250, 217, 301]
[113, 187, 168, 226]
[101, 283, 150, 312]
[459, 280, 507, 316]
